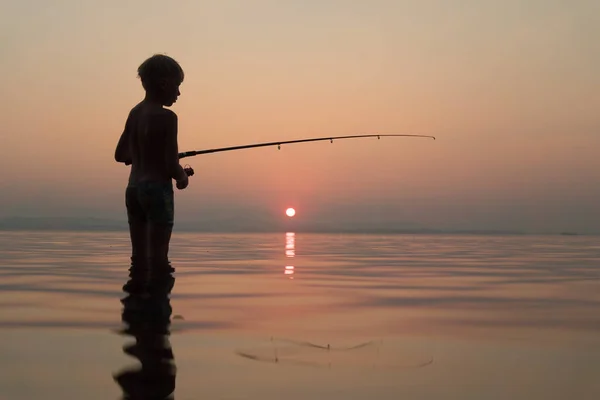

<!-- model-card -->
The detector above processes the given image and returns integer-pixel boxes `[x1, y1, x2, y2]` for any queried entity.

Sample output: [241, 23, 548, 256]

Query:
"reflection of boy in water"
[114, 54, 193, 291]
[115, 274, 176, 398]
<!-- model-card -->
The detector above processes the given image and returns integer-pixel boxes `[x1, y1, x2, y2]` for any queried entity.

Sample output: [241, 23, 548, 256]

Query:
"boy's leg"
[124, 185, 149, 294]
[128, 221, 147, 263]
[148, 222, 174, 293]
[126, 185, 148, 262]
[146, 213, 175, 296]
[148, 222, 173, 265]
[138, 182, 176, 293]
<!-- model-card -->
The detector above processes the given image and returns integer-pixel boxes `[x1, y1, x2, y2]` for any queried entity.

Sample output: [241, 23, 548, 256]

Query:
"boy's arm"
[164, 111, 187, 181]
[114, 121, 131, 164]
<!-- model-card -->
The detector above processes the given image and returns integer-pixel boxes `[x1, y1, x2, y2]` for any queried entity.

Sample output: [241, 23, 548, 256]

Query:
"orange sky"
[1, 0, 599, 233]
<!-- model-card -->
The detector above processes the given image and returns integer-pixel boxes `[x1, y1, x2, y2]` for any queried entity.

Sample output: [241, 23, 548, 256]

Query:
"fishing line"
[234, 336, 434, 370]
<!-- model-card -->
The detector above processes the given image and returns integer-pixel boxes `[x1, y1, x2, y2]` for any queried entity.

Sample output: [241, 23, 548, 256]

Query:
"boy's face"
[159, 78, 181, 107]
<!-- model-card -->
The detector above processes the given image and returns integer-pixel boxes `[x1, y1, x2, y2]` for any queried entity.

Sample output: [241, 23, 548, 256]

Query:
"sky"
[1, 0, 599, 233]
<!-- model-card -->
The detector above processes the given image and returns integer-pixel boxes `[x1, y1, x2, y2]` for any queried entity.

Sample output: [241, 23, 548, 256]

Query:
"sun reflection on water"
[285, 232, 295, 279]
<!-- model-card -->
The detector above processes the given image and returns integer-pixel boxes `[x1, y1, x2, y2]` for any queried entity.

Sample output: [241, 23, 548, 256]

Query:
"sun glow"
[286, 208, 296, 217]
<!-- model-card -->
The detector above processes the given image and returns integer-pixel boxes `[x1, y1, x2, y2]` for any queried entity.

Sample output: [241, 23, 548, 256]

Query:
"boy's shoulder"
[147, 106, 178, 125]
[155, 108, 177, 132]
[160, 107, 178, 121]
[128, 103, 177, 127]
[129, 102, 177, 117]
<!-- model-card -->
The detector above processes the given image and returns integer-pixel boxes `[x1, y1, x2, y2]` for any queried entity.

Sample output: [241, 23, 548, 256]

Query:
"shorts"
[126, 181, 174, 226]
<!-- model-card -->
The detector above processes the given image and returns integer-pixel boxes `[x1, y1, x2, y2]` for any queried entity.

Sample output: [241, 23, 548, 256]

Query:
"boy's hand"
[176, 175, 189, 190]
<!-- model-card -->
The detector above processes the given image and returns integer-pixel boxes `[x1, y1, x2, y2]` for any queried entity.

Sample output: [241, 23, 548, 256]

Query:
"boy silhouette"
[115, 54, 193, 292]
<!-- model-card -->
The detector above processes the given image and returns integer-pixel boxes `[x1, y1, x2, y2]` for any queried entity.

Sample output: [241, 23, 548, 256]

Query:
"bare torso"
[126, 102, 174, 185]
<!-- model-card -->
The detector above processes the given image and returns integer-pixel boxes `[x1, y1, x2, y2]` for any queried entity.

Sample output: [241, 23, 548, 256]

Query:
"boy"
[114, 54, 193, 293]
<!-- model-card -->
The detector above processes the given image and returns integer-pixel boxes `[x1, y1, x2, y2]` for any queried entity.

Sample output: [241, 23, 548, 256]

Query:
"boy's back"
[126, 102, 179, 185]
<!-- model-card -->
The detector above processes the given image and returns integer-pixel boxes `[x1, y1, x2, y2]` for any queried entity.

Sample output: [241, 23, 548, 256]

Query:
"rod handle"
[183, 166, 195, 177]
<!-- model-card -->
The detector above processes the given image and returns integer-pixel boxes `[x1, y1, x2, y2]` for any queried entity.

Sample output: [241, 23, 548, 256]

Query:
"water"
[0, 231, 599, 399]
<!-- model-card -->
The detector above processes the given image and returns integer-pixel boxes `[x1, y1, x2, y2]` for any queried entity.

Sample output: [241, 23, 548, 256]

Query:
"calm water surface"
[0, 231, 599, 399]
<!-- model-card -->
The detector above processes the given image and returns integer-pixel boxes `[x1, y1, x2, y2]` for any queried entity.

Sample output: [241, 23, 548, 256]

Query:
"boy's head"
[137, 54, 184, 106]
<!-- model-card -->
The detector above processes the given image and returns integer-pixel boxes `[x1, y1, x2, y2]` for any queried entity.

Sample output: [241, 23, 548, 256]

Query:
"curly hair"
[137, 54, 184, 91]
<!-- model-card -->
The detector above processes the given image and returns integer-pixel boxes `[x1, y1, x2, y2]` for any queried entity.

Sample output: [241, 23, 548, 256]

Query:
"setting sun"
[286, 208, 296, 217]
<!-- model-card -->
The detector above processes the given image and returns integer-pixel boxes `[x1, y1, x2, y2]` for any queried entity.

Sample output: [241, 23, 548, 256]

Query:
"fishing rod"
[177, 134, 435, 160]
[124, 134, 436, 174]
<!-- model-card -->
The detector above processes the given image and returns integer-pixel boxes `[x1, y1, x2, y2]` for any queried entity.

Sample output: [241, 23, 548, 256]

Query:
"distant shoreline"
[0, 217, 593, 236]
[0, 227, 592, 237]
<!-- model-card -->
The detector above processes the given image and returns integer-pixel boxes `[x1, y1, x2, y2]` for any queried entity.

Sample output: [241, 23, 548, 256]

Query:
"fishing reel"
[183, 164, 194, 177]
